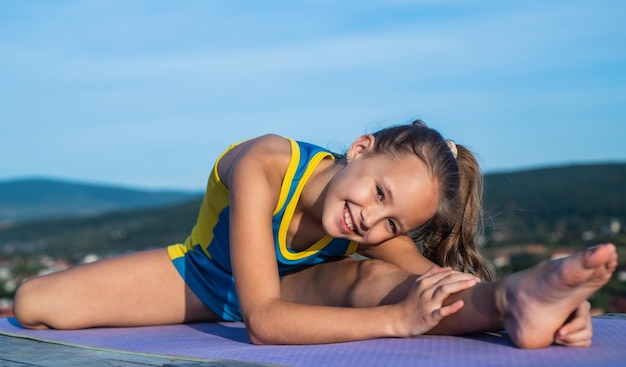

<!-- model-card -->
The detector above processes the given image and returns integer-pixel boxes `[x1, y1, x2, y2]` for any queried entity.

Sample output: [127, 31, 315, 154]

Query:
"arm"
[359, 235, 437, 275]
[226, 135, 399, 344]
[225, 136, 477, 344]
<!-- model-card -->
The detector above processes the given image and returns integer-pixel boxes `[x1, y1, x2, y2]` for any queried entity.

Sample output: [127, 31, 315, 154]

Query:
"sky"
[1, 1, 625, 191]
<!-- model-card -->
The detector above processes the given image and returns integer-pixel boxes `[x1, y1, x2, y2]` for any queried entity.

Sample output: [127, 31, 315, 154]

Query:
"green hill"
[483, 163, 626, 246]
[2, 163, 624, 311]
[1, 163, 624, 261]
[0, 177, 202, 223]
[0, 198, 202, 262]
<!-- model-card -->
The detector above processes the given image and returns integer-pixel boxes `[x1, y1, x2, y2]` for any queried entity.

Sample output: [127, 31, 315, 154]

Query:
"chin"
[320, 219, 337, 237]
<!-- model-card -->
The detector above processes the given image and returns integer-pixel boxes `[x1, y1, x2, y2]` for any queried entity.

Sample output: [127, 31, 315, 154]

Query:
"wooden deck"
[0, 333, 273, 367]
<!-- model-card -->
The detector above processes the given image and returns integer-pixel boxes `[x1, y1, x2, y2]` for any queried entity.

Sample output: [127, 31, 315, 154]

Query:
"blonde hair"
[371, 120, 496, 281]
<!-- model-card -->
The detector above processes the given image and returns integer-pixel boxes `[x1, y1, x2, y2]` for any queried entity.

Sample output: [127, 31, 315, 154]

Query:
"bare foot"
[498, 243, 618, 349]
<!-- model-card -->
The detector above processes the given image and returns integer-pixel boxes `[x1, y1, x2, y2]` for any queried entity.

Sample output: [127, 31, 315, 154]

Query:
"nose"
[359, 211, 370, 232]
[359, 208, 384, 232]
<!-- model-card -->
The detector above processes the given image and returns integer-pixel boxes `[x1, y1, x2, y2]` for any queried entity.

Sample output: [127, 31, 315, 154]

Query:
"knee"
[13, 278, 50, 329]
[348, 259, 405, 306]
[354, 259, 400, 281]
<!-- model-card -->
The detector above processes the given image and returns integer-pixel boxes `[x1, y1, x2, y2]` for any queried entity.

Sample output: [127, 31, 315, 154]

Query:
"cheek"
[321, 196, 342, 234]
[401, 199, 438, 231]
[362, 226, 394, 245]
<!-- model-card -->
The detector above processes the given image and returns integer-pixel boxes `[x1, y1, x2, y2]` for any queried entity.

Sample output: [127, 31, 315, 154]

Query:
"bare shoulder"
[218, 134, 292, 188]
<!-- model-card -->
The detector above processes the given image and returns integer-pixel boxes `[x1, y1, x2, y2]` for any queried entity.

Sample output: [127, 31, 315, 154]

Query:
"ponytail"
[370, 120, 496, 281]
[416, 144, 496, 281]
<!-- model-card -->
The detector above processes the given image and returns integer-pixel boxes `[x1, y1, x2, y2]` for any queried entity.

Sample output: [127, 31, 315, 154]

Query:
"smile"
[343, 203, 357, 234]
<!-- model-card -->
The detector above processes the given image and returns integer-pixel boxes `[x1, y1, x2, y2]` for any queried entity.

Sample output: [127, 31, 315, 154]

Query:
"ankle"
[492, 278, 513, 326]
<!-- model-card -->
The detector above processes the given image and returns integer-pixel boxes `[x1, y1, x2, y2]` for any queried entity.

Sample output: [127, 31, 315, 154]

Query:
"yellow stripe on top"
[277, 149, 335, 261]
[168, 144, 235, 261]
[169, 137, 359, 264]
[274, 139, 300, 216]
[345, 241, 359, 255]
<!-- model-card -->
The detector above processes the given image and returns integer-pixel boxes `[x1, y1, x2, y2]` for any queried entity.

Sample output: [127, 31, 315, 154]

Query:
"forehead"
[368, 152, 430, 181]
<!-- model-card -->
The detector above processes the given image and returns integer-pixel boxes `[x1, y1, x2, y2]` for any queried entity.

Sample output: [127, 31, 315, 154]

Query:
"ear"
[346, 134, 375, 161]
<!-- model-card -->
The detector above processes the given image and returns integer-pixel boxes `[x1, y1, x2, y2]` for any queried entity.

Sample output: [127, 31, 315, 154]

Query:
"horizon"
[2, 1, 625, 190]
[3, 160, 625, 192]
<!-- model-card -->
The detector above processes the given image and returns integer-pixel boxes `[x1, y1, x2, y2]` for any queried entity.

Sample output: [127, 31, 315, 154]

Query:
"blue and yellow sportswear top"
[167, 138, 359, 321]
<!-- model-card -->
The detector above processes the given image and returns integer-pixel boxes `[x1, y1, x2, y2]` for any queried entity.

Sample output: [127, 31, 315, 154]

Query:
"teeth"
[344, 206, 354, 231]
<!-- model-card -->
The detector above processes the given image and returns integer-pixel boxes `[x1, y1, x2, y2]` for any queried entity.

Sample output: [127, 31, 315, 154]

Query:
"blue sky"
[1, 1, 625, 190]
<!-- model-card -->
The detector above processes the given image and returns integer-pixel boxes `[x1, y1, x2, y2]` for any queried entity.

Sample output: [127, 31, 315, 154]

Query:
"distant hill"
[0, 178, 202, 223]
[0, 163, 625, 260]
[0, 197, 203, 261]
[483, 162, 626, 245]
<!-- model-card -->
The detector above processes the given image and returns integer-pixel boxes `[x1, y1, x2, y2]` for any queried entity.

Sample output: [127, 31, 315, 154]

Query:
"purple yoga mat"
[1, 317, 625, 367]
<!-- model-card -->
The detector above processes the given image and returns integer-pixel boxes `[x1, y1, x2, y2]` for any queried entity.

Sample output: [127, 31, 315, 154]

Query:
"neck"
[287, 158, 344, 249]
[298, 158, 343, 223]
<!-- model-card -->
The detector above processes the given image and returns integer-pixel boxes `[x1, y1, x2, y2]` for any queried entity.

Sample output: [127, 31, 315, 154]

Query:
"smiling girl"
[13, 120, 617, 349]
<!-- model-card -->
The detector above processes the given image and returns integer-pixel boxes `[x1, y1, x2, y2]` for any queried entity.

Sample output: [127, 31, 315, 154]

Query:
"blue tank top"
[168, 138, 358, 320]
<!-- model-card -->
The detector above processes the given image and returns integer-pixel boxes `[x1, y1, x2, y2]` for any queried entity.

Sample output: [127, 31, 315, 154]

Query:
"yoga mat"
[1, 317, 625, 367]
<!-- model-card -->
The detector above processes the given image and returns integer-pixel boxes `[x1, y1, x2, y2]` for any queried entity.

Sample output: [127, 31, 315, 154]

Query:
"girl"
[13, 121, 617, 349]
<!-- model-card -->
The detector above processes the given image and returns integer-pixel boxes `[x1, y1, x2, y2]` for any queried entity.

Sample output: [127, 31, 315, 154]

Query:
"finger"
[415, 270, 479, 292]
[436, 271, 481, 284]
[427, 272, 481, 292]
[555, 328, 592, 347]
[413, 269, 479, 305]
[414, 274, 477, 300]
[557, 302, 591, 336]
[555, 303, 592, 347]
[414, 268, 455, 289]
[554, 339, 591, 348]
[430, 278, 478, 303]
[554, 330, 592, 348]
[422, 300, 466, 328]
[556, 318, 592, 347]
[419, 266, 452, 278]
[438, 299, 465, 318]
[418, 268, 479, 285]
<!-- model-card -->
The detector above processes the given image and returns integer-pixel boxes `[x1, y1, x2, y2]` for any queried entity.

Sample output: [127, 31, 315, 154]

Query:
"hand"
[399, 266, 479, 337]
[554, 301, 593, 347]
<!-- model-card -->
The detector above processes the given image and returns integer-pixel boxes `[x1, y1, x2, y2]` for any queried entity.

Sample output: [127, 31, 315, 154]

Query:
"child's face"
[323, 151, 438, 246]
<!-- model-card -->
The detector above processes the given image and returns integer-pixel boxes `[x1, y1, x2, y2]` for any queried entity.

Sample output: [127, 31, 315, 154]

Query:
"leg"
[13, 248, 219, 329]
[280, 244, 618, 349]
[429, 243, 618, 348]
[280, 257, 416, 307]
[496, 243, 618, 348]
